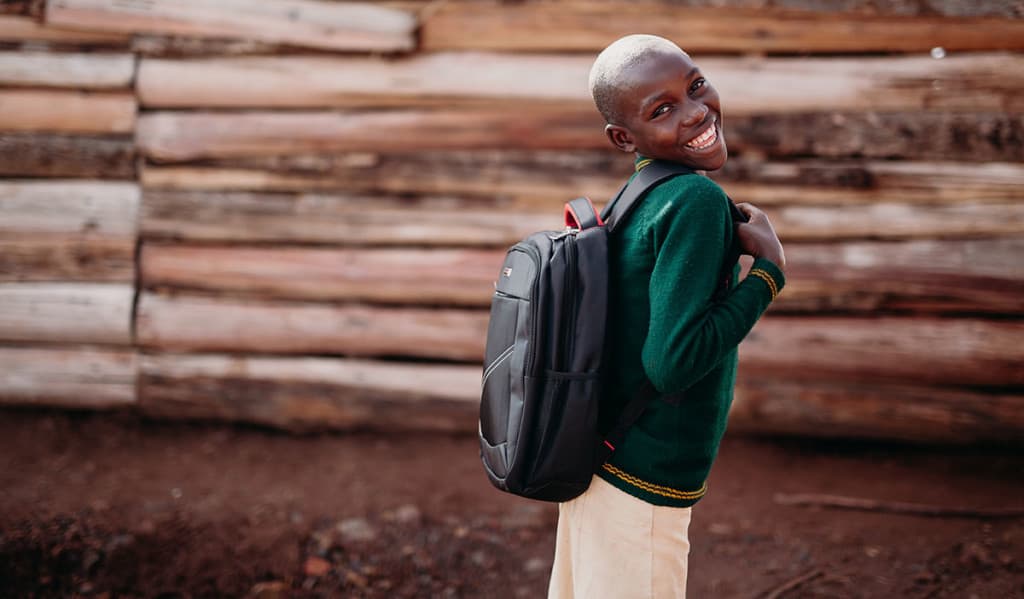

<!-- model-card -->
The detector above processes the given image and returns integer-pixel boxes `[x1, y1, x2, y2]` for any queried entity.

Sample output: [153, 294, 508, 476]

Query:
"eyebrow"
[639, 66, 700, 112]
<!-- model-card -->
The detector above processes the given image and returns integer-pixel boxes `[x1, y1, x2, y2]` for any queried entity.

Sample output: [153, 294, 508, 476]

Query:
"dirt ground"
[1, 409, 1021, 598]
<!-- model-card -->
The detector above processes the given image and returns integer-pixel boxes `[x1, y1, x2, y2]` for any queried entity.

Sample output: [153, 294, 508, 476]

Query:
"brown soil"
[1, 409, 1021, 598]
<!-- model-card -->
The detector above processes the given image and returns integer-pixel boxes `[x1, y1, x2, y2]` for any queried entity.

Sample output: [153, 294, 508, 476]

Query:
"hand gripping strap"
[564, 197, 604, 230]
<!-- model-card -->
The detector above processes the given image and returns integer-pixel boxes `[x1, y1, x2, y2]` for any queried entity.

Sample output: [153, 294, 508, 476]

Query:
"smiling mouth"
[684, 122, 718, 150]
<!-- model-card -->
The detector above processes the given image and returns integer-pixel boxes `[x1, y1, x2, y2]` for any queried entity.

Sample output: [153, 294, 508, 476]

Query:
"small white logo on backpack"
[502, 267, 513, 277]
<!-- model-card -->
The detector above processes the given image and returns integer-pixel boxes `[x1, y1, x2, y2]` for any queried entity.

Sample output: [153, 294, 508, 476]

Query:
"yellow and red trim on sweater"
[747, 267, 780, 301]
[601, 463, 708, 501]
[635, 157, 655, 172]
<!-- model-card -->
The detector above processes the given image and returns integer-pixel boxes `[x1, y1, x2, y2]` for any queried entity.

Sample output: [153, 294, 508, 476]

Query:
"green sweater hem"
[596, 463, 707, 508]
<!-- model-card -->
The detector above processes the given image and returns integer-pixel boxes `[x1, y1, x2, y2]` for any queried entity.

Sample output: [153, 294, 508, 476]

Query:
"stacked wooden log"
[0, 2, 139, 409]
[1, 0, 1022, 443]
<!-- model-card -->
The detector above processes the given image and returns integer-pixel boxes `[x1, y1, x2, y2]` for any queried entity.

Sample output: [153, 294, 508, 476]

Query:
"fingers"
[735, 202, 765, 222]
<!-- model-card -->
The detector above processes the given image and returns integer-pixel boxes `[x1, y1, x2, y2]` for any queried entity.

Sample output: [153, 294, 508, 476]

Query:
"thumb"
[735, 202, 762, 221]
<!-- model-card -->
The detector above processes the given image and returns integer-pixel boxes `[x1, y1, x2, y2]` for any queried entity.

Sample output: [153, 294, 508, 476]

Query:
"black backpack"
[479, 160, 744, 502]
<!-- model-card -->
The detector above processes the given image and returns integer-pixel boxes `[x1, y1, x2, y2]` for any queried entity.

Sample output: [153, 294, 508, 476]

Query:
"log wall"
[1, 0, 1022, 443]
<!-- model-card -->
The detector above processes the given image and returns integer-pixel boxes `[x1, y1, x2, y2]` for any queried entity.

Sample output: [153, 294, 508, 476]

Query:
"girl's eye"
[690, 78, 707, 94]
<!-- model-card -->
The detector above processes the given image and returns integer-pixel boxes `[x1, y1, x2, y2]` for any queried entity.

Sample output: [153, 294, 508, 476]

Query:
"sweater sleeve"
[640, 176, 785, 394]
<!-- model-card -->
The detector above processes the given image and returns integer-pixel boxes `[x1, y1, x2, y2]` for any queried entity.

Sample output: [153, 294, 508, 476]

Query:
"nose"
[680, 102, 708, 127]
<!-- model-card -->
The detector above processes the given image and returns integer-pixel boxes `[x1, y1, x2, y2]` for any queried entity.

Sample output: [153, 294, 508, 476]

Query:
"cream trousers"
[547, 475, 692, 599]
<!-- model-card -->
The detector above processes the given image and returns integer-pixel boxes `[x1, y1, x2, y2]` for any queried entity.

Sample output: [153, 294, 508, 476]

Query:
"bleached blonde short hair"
[588, 34, 688, 125]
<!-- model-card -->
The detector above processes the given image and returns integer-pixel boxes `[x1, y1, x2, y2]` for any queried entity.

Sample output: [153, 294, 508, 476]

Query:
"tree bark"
[0, 236, 135, 282]
[0, 133, 134, 178]
[727, 112, 1024, 163]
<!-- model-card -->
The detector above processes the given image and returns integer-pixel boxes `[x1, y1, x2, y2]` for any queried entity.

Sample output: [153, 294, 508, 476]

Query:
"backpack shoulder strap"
[602, 160, 694, 232]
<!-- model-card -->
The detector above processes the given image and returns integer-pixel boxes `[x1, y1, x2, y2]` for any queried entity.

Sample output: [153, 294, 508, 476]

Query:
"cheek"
[705, 88, 723, 114]
[650, 123, 681, 145]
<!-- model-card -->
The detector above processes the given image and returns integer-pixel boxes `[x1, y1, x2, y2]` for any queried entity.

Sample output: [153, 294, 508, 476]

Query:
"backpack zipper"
[560, 234, 578, 371]
[510, 242, 543, 376]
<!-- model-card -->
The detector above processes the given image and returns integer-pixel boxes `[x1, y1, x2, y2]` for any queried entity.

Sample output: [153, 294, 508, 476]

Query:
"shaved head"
[589, 34, 689, 125]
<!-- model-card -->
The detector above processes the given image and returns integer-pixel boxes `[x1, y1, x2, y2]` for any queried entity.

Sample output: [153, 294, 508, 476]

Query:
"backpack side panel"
[480, 238, 546, 485]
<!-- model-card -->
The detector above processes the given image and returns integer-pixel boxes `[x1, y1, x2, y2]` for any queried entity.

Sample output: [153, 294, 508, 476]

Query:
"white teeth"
[685, 125, 717, 150]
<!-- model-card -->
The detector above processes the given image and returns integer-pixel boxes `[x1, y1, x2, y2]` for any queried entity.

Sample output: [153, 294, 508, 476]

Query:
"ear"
[605, 124, 636, 153]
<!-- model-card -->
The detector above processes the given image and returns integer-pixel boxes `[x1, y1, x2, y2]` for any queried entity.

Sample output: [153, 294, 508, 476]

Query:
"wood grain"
[0, 90, 135, 134]
[0, 51, 134, 88]
[135, 109, 1024, 162]
[140, 245, 501, 306]
[139, 238, 1024, 315]
[135, 109, 604, 161]
[45, 0, 416, 52]
[136, 293, 489, 361]
[0, 180, 140, 237]
[726, 112, 1024, 163]
[766, 201, 1024, 241]
[139, 188, 1023, 245]
[0, 180, 139, 282]
[0, 133, 134, 178]
[139, 153, 1024, 210]
[0, 283, 134, 345]
[135, 352, 1024, 441]
[0, 15, 131, 44]
[139, 353, 478, 432]
[422, 4, 1024, 53]
[0, 346, 136, 408]
[136, 291, 1022, 389]
[135, 53, 1024, 113]
[742, 317, 1024, 388]
[775, 238, 1024, 314]
[730, 376, 1024, 444]
[0, 236, 135, 282]
[141, 190, 559, 246]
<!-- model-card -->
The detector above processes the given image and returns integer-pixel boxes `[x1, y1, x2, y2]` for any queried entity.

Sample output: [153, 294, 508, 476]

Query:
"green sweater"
[596, 159, 786, 508]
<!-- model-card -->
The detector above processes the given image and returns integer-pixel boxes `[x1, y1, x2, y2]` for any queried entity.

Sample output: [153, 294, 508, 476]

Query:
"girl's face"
[605, 50, 728, 172]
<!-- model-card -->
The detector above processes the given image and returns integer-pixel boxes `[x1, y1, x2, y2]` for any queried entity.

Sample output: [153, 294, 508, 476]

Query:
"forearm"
[642, 258, 784, 393]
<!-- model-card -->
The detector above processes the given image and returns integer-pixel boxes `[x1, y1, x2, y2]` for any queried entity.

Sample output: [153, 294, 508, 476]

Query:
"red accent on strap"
[563, 198, 606, 229]
[564, 203, 581, 229]
[604, 440, 615, 451]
